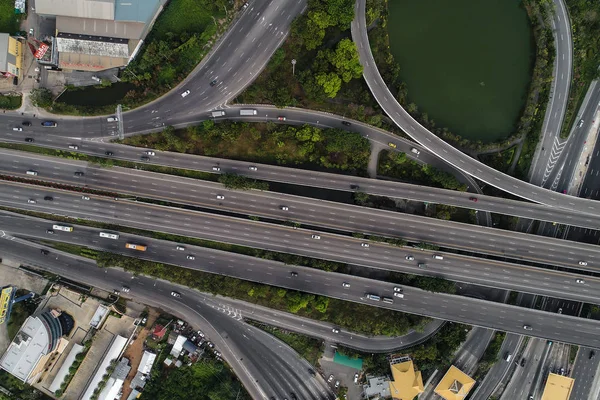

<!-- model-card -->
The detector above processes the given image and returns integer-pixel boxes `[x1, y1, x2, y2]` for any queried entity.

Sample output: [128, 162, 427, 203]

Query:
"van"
[433, 254, 444, 260]
[107, 117, 118, 122]
[211, 110, 226, 117]
[382, 297, 394, 304]
[26, 170, 38, 176]
[365, 294, 381, 301]
[504, 352, 512, 362]
[411, 147, 421, 155]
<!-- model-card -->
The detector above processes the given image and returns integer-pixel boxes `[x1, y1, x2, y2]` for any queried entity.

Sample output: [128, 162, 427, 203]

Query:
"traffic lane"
[7, 219, 600, 348]
[570, 348, 600, 400]
[351, 0, 600, 217]
[1, 152, 600, 271]
[2, 185, 600, 304]
[0, 238, 275, 400]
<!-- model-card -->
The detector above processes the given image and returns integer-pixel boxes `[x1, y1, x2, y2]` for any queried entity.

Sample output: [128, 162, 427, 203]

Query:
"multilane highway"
[4, 214, 600, 348]
[2, 160, 600, 272]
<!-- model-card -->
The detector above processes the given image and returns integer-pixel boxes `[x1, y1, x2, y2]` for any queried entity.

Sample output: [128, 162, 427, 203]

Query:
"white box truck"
[240, 109, 257, 116]
[211, 111, 226, 117]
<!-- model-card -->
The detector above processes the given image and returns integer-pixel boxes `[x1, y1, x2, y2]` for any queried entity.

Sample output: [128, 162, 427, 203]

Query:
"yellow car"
[388, 142, 397, 149]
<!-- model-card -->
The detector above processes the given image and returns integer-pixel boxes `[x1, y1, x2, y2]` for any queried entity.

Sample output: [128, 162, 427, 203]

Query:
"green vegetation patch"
[0, 0, 20, 33]
[123, 122, 371, 174]
[143, 359, 250, 400]
[473, 331, 505, 380]
[250, 322, 324, 365]
[0, 94, 21, 110]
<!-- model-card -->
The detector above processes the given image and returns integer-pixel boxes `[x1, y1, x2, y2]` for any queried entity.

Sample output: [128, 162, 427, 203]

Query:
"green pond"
[387, 0, 534, 142]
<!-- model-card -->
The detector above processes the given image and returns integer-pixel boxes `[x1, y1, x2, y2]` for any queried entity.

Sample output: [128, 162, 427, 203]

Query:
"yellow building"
[434, 365, 476, 400]
[388, 357, 424, 400]
[541, 373, 574, 400]
[0, 34, 23, 79]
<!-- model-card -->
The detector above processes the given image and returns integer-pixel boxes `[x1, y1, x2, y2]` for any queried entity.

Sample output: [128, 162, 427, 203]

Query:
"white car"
[181, 90, 191, 98]
[342, 282, 350, 288]
[311, 234, 321, 240]
[578, 261, 588, 266]
[393, 287, 402, 292]
[280, 206, 289, 211]
[12, 127, 22, 131]
[523, 325, 532, 331]
[176, 245, 185, 251]
[361, 243, 369, 248]
[332, 328, 340, 333]
[405, 255, 415, 261]
[187, 255, 195, 260]
[334, 381, 340, 388]
[576, 279, 585, 284]
[81, 195, 90, 200]
[27, 199, 36, 204]
[171, 291, 181, 298]
[107, 117, 118, 122]
[249, 166, 257, 171]
[68, 144, 79, 150]
[327, 374, 334, 383]
[145, 150, 156, 156]
[216, 195, 225, 200]
[393, 292, 404, 298]
[29, 28, 34, 36]
[212, 166, 221, 171]
[122, 286, 130, 293]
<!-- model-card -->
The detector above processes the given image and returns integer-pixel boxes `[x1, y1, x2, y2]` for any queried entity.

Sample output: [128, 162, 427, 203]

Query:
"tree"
[328, 39, 363, 82]
[316, 72, 342, 98]
[218, 173, 269, 191]
[29, 88, 54, 108]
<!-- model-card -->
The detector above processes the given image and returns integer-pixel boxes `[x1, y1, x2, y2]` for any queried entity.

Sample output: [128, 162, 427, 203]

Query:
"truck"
[240, 109, 257, 116]
[125, 243, 147, 251]
[365, 293, 381, 301]
[211, 110, 226, 117]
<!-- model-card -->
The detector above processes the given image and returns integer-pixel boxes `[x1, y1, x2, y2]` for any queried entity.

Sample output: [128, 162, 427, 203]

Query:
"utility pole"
[291, 59, 296, 75]
[116, 104, 124, 140]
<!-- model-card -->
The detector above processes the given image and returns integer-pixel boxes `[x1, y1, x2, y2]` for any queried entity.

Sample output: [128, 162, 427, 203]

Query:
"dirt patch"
[119, 308, 160, 400]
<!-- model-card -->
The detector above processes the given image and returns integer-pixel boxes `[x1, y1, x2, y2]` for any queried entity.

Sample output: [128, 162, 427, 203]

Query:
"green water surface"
[387, 0, 534, 142]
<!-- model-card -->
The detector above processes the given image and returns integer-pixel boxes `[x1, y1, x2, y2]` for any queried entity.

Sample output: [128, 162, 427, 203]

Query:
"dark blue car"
[41, 121, 57, 127]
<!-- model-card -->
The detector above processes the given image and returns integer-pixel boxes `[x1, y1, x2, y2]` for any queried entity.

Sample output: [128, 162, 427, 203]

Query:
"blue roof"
[114, 0, 161, 23]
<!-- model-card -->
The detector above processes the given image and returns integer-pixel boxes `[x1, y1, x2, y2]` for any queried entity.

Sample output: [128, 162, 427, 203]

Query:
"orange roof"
[541, 373, 574, 400]
[434, 365, 476, 400]
[388, 359, 424, 400]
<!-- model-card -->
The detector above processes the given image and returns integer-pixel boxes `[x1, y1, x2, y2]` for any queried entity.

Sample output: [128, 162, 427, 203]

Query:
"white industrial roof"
[170, 335, 186, 357]
[137, 351, 156, 375]
[56, 36, 129, 58]
[36, 0, 115, 20]
[48, 343, 84, 392]
[89, 305, 108, 328]
[80, 335, 127, 400]
[0, 317, 50, 382]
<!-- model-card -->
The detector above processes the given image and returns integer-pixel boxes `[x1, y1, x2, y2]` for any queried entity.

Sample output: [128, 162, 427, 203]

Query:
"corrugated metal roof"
[57, 16, 145, 40]
[36, 0, 115, 20]
[115, 0, 161, 24]
[0, 34, 9, 72]
[56, 35, 129, 58]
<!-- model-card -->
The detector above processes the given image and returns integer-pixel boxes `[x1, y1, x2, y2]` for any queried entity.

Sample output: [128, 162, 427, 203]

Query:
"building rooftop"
[115, 0, 162, 24]
[57, 16, 146, 40]
[388, 359, 424, 400]
[153, 324, 167, 340]
[434, 365, 476, 400]
[36, 0, 115, 20]
[170, 335, 187, 357]
[48, 343, 85, 393]
[541, 373, 574, 400]
[0, 34, 10, 73]
[80, 335, 127, 400]
[137, 351, 156, 375]
[363, 376, 391, 399]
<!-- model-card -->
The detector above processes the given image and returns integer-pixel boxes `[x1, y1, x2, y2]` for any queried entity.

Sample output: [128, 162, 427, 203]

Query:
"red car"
[469, 197, 478, 202]
[278, 116, 286, 121]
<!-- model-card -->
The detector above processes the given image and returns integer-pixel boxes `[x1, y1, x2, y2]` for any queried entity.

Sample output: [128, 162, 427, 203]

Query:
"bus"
[125, 243, 147, 251]
[99, 232, 119, 240]
[52, 225, 73, 232]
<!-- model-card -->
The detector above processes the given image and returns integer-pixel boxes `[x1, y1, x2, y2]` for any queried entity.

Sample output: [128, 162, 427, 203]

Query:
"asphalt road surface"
[0, 236, 333, 400]
[570, 347, 600, 400]
[4, 214, 600, 348]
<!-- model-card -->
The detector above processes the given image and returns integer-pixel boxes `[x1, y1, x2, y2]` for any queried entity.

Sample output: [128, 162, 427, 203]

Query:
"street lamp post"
[291, 59, 296, 76]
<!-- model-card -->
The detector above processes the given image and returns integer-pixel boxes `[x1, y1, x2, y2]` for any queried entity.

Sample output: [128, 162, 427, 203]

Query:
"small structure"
[79, 335, 127, 400]
[169, 335, 186, 357]
[388, 356, 424, 400]
[89, 305, 109, 329]
[540, 373, 574, 400]
[130, 350, 156, 390]
[97, 357, 131, 400]
[434, 365, 476, 400]
[152, 324, 167, 341]
[48, 343, 85, 393]
[363, 376, 391, 399]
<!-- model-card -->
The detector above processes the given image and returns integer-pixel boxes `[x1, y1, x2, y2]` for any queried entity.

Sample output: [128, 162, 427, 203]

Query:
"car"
[40, 249, 49, 255]
[74, 171, 84, 177]
[107, 117, 118, 122]
[105, 151, 114, 156]
[578, 119, 585, 128]
[523, 325, 533, 331]
[393, 292, 404, 298]
[29, 28, 34, 36]
[350, 184, 359, 190]
[576, 279, 585, 284]
[590, 350, 595, 359]
[22, 121, 31, 126]
[393, 287, 402, 292]
[25, 137, 34, 142]
[81, 195, 90, 200]
[469, 197, 478, 202]
[122, 286, 130, 293]
[210, 80, 217, 86]
[46, 229, 54, 234]
[290, 272, 298, 277]
[12, 127, 22, 131]
[332, 328, 340, 333]
[388, 142, 397, 149]
[277, 116, 286, 121]
[41, 121, 57, 127]
[418, 263, 427, 268]
[311, 234, 321, 240]
[27, 199, 36, 204]
[216, 195, 225, 200]
[212, 166, 221, 171]
[334, 380, 340, 388]
[176, 245, 185, 251]
[520, 358, 526, 367]
[242, 2, 249, 8]
[557, 308, 563, 314]
[140, 156, 150, 161]
[44, 196, 53, 201]
[171, 291, 181, 298]
[578, 260, 588, 266]
[560, 367, 565, 375]
[197, 330, 205, 337]
[342, 121, 351, 126]
[354, 373, 359, 383]
[181, 90, 191, 97]
[361, 242, 370, 247]
[187, 255, 195, 260]
[280, 206, 289, 211]
[145, 150, 155, 156]
[249, 166, 257, 171]
[207, 341, 214, 348]
[68, 144, 79, 150]
[405, 255, 415, 261]
[327, 374, 334, 383]
[342, 282, 350, 288]
[113, 290, 120, 295]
